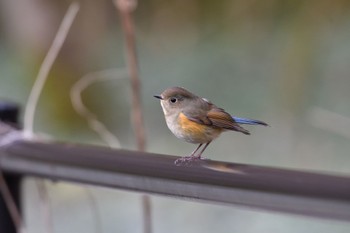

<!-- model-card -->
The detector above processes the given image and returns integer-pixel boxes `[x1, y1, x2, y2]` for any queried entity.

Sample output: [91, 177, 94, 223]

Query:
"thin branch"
[0, 171, 23, 233]
[23, 2, 80, 138]
[114, 0, 145, 151]
[113, 1, 151, 233]
[307, 106, 350, 139]
[70, 69, 127, 148]
[36, 180, 53, 233]
[20, 3, 80, 233]
[85, 188, 103, 233]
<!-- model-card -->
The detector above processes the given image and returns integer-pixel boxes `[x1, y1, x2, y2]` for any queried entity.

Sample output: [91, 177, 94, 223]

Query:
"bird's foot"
[174, 156, 206, 166]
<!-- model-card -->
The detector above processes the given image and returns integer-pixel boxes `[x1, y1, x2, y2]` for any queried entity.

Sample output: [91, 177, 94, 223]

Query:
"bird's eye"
[170, 97, 177, 103]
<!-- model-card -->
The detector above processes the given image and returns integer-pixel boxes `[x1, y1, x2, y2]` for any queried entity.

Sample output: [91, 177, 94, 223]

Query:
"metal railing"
[0, 123, 350, 225]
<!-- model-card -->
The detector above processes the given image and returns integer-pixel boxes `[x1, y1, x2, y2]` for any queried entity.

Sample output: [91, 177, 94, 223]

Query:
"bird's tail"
[232, 116, 268, 126]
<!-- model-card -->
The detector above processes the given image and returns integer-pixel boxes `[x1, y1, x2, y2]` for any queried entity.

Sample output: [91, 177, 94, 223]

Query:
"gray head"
[154, 87, 198, 115]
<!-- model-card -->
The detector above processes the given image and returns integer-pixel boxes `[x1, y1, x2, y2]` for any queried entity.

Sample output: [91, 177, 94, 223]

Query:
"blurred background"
[1, 0, 350, 232]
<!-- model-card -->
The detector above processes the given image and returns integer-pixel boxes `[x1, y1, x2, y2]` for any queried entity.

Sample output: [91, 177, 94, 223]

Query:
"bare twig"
[70, 69, 127, 148]
[113, 1, 151, 233]
[23, 2, 80, 138]
[0, 171, 23, 233]
[36, 180, 53, 233]
[307, 106, 350, 139]
[20, 3, 80, 233]
[114, 0, 145, 151]
[85, 188, 103, 233]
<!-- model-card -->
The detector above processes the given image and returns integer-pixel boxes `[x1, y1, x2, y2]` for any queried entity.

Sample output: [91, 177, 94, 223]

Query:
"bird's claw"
[174, 156, 207, 166]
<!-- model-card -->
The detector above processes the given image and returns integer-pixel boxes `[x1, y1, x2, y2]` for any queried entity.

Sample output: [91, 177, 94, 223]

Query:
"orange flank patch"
[178, 112, 207, 134]
[177, 112, 222, 143]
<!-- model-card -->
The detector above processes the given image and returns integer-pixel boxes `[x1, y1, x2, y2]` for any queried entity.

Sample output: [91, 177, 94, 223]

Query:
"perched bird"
[154, 87, 268, 163]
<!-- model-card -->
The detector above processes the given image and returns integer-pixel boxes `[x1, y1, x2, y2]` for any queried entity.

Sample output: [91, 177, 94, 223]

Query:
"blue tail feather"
[232, 116, 268, 126]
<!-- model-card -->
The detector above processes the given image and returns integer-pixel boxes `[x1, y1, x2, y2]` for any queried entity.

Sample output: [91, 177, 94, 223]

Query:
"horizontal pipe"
[0, 134, 350, 221]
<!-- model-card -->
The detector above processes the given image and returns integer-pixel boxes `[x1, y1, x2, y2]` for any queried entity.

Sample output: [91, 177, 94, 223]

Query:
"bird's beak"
[154, 95, 163, 100]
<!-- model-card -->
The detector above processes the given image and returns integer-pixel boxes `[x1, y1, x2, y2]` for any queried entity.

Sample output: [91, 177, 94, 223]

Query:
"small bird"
[154, 87, 268, 163]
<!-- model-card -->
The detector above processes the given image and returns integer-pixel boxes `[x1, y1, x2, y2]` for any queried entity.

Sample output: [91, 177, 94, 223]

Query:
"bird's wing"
[183, 107, 250, 135]
[207, 108, 250, 135]
[182, 109, 212, 125]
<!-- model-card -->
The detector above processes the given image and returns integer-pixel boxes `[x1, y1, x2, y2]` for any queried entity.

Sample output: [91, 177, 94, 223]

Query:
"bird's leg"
[174, 143, 212, 166]
[190, 143, 203, 157]
[174, 144, 203, 166]
[180, 144, 203, 160]
[196, 141, 211, 159]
